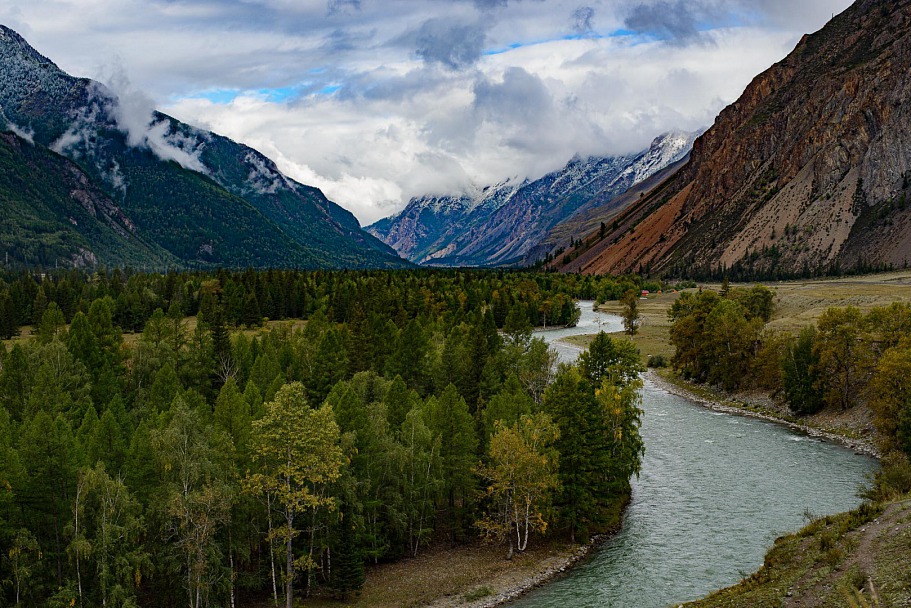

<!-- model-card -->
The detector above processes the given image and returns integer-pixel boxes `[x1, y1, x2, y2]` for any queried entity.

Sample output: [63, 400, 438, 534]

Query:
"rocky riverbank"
[431, 541, 598, 608]
[646, 370, 881, 459]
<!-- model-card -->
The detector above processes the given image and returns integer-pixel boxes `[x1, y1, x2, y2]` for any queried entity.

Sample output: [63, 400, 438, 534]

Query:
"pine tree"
[578, 332, 643, 388]
[214, 378, 252, 460]
[330, 507, 365, 598]
[424, 384, 478, 540]
[543, 366, 605, 542]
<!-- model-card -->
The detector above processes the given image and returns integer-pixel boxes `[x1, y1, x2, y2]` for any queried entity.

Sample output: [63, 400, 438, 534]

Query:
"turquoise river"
[512, 302, 877, 608]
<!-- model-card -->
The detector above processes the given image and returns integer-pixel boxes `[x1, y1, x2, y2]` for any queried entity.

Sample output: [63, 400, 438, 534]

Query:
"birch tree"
[476, 413, 559, 560]
[245, 382, 343, 608]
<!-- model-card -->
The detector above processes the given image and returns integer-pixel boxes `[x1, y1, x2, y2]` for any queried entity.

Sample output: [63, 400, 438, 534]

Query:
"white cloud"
[1, 0, 854, 224]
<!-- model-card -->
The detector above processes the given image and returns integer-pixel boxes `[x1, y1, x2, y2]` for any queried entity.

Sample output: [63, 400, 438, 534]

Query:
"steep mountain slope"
[567, 0, 911, 277]
[0, 25, 404, 269]
[0, 130, 175, 268]
[369, 132, 696, 267]
[366, 181, 520, 264]
[523, 155, 689, 267]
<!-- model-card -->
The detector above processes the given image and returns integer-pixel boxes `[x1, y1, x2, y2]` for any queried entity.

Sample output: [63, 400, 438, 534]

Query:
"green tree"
[19, 411, 78, 589]
[398, 406, 440, 557]
[307, 328, 348, 406]
[704, 299, 761, 391]
[620, 290, 641, 336]
[387, 320, 431, 394]
[543, 366, 608, 542]
[245, 383, 343, 608]
[384, 375, 420, 432]
[730, 284, 775, 322]
[69, 463, 146, 608]
[424, 384, 478, 540]
[595, 377, 645, 491]
[578, 332, 643, 388]
[868, 346, 911, 457]
[517, 338, 557, 407]
[814, 307, 873, 410]
[148, 363, 182, 414]
[36, 302, 66, 344]
[782, 326, 823, 415]
[328, 506, 365, 599]
[86, 409, 128, 473]
[5, 528, 42, 606]
[151, 400, 234, 608]
[480, 376, 533, 445]
[213, 378, 252, 461]
[67, 313, 102, 376]
[0, 344, 31, 421]
[668, 290, 721, 381]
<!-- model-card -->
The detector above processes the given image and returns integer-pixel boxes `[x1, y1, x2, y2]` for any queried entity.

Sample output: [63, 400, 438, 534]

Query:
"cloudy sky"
[2, 0, 851, 224]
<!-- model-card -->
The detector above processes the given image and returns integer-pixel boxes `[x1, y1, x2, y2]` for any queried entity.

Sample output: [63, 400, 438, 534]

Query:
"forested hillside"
[0, 269, 650, 607]
[0, 26, 404, 270]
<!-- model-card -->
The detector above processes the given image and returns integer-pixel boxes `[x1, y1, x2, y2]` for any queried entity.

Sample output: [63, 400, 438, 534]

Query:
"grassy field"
[562, 270, 911, 366]
[749, 271, 911, 334]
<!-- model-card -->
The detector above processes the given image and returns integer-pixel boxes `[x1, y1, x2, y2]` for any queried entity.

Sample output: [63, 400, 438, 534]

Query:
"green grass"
[463, 586, 494, 601]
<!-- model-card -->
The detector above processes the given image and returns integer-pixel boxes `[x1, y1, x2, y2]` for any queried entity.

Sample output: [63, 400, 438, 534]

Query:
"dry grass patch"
[295, 540, 578, 608]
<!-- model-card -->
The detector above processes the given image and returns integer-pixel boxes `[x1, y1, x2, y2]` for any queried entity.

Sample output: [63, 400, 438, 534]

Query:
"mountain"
[366, 180, 520, 264]
[0, 130, 176, 268]
[0, 25, 405, 269]
[522, 132, 696, 266]
[368, 131, 697, 267]
[562, 0, 911, 277]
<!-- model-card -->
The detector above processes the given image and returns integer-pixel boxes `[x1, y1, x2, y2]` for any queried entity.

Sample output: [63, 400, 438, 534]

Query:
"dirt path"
[784, 499, 911, 607]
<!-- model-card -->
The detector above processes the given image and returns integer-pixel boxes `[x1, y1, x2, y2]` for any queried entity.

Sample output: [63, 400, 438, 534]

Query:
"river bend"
[514, 302, 877, 608]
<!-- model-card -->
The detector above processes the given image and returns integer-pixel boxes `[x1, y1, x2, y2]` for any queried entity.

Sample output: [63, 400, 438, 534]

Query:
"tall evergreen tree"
[424, 384, 477, 540]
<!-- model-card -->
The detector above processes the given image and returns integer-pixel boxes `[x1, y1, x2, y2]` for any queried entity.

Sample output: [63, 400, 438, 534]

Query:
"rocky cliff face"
[567, 0, 911, 277]
[370, 131, 697, 267]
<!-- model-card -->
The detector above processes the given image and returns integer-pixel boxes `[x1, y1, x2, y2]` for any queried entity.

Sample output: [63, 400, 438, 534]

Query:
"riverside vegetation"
[596, 275, 911, 606]
[0, 269, 655, 608]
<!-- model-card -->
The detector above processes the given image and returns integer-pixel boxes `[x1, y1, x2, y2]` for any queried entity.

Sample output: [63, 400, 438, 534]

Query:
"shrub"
[464, 587, 494, 601]
[647, 354, 668, 368]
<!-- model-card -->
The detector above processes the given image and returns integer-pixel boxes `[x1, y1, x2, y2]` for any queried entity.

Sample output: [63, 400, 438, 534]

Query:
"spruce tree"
[332, 510, 366, 598]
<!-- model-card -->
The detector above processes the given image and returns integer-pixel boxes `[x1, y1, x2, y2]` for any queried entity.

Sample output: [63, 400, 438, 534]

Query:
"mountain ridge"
[562, 0, 911, 277]
[369, 131, 698, 267]
[0, 25, 406, 270]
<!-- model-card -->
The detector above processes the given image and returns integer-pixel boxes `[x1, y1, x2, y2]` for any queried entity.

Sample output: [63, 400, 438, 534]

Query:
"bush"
[463, 587, 494, 601]
[864, 452, 911, 501]
[647, 354, 668, 368]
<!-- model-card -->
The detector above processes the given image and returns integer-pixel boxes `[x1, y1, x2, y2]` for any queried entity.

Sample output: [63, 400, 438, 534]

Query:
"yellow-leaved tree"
[245, 382, 343, 608]
[476, 412, 559, 560]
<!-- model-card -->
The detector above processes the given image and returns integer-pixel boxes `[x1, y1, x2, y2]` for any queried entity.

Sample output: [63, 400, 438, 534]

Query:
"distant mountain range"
[368, 131, 699, 267]
[0, 25, 406, 270]
[556, 0, 911, 277]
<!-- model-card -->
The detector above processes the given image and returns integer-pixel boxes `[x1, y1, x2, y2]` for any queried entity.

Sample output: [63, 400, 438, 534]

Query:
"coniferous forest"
[0, 268, 650, 607]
